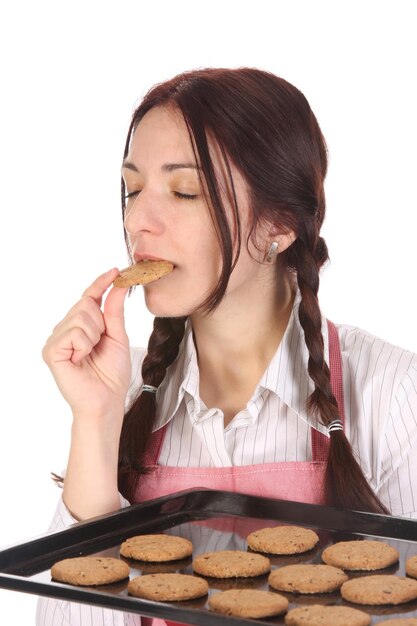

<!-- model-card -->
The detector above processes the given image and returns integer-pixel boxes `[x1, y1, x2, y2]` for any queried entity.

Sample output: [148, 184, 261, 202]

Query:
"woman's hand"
[42, 268, 131, 420]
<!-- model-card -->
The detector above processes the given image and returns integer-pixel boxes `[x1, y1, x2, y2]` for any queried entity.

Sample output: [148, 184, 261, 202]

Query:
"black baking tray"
[2, 488, 417, 625]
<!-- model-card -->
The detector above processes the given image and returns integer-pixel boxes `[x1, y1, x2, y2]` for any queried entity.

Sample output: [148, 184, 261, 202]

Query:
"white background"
[0, 0, 416, 622]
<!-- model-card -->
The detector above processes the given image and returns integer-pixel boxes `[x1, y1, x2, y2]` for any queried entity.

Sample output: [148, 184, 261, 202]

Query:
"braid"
[118, 316, 186, 500]
[294, 236, 389, 513]
[296, 243, 338, 424]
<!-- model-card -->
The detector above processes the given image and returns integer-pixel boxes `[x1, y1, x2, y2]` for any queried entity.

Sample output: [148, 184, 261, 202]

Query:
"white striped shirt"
[37, 289, 417, 625]
[128, 290, 417, 516]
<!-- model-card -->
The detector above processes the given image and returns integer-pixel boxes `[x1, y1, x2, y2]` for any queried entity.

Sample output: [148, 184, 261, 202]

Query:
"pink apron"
[137, 320, 344, 626]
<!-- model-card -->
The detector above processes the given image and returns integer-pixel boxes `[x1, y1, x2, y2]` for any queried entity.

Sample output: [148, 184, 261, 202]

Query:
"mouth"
[133, 253, 175, 267]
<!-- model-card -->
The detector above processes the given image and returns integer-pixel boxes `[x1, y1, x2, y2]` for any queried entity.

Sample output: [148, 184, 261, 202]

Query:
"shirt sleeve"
[35, 598, 142, 626]
[47, 491, 131, 531]
[35, 493, 141, 626]
[126, 346, 147, 410]
[375, 360, 417, 518]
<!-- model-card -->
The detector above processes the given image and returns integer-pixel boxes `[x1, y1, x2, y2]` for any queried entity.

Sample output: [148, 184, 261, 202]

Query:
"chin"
[144, 293, 191, 319]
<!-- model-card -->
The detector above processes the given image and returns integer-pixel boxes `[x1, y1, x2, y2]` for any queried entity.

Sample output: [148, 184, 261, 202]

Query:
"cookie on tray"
[268, 563, 348, 594]
[322, 540, 399, 571]
[341, 574, 417, 605]
[193, 550, 271, 578]
[51, 556, 130, 586]
[209, 589, 288, 618]
[284, 604, 371, 626]
[204, 576, 263, 591]
[406, 555, 417, 579]
[127, 573, 208, 601]
[137, 557, 192, 574]
[247, 525, 319, 555]
[120, 534, 193, 562]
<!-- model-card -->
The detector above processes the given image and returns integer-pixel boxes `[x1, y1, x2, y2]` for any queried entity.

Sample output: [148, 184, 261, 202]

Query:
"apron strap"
[311, 319, 346, 461]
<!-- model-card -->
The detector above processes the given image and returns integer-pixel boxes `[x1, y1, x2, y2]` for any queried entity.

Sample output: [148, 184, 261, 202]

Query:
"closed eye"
[124, 190, 198, 201]
[173, 192, 198, 200]
[124, 190, 140, 199]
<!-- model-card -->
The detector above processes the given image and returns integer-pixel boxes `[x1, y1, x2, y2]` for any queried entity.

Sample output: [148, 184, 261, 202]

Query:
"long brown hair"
[118, 67, 388, 514]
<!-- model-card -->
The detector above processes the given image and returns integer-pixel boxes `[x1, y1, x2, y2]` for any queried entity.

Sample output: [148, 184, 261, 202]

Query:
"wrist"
[70, 409, 125, 456]
[71, 404, 125, 427]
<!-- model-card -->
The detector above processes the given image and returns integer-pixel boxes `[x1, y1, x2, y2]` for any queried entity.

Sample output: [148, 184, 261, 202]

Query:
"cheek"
[192, 232, 222, 279]
[182, 212, 220, 261]
[228, 246, 261, 289]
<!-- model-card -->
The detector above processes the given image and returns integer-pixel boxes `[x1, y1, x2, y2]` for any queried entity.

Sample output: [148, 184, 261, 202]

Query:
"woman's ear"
[253, 219, 297, 262]
[263, 222, 297, 255]
[274, 229, 297, 254]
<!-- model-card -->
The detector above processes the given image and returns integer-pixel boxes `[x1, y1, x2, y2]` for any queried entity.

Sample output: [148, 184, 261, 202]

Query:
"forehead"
[128, 106, 195, 163]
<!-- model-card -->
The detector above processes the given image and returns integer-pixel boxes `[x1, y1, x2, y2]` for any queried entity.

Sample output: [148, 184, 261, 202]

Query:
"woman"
[37, 67, 417, 626]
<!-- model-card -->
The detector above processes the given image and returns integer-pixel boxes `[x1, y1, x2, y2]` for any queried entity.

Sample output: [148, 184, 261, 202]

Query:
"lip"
[133, 253, 175, 266]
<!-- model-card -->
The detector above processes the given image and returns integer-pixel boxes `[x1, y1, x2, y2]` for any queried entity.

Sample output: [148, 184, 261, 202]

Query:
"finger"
[81, 268, 120, 306]
[103, 285, 129, 343]
[53, 269, 119, 332]
[53, 310, 103, 348]
[67, 327, 94, 365]
[54, 300, 106, 338]
[43, 327, 94, 366]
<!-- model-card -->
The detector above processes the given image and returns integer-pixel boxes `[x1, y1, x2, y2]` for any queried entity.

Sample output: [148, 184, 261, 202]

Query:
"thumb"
[103, 285, 129, 343]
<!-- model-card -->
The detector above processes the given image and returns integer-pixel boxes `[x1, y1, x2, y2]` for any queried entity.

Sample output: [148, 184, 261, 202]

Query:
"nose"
[123, 189, 164, 237]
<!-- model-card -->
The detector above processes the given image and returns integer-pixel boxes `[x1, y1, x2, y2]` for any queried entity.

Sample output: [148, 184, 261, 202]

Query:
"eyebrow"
[122, 160, 201, 173]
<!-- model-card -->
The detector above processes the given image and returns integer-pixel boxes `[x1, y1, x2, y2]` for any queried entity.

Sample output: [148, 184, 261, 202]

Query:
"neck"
[190, 271, 296, 399]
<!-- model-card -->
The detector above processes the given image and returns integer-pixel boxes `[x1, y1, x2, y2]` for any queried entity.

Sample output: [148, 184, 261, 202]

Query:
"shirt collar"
[155, 289, 330, 434]
[155, 321, 200, 429]
[256, 289, 330, 434]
